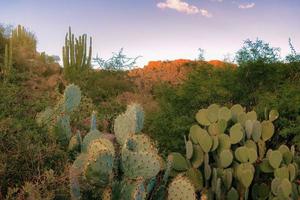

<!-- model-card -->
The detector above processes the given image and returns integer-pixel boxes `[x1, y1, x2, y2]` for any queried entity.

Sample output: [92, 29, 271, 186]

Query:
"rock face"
[128, 59, 235, 92]
[128, 59, 193, 91]
[208, 60, 237, 68]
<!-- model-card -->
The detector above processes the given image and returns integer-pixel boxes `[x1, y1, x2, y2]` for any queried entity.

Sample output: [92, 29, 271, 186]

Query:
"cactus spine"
[62, 27, 92, 70]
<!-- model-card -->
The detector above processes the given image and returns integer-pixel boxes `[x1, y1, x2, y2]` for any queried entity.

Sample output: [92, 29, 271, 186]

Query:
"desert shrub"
[145, 63, 236, 155]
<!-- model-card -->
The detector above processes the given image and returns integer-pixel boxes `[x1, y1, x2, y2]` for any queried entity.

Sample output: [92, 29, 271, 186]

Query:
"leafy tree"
[236, 38, 280, 65]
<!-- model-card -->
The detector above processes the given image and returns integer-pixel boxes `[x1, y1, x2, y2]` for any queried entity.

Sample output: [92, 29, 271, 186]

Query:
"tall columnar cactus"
[62, 27, 92, 70]
[11, 24, 37, 51]
[2, 38, 12, 81]
[36, 84, 81, 146]
[166, 104, 299, 200]
[69, 103, 163, 199]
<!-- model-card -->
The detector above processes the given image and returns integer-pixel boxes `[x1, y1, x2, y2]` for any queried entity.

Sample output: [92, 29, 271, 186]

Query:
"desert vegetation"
[0, 23, 300, 200]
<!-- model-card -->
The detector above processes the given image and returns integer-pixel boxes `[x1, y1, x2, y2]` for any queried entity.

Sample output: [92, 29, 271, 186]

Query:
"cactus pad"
[167, 175, 196, 200]
[170, 152, 188, 171]
[269, 110, 279, 122]
[220, 149, 233, 168]
[269, 150, 282, 169]
[229, 123, 244, 144]
[261, 121, 275, 141]
[196, 109, 211, 126]
[64, 84, 81, 113]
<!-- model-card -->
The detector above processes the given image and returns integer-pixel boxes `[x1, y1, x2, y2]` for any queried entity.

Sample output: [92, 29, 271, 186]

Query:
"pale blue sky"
[0, 0, 299, 66]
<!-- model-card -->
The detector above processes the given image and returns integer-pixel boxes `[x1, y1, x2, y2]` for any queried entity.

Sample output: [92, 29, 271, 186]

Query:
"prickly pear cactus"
[167, 104, 299, 199]
[167, 175, 196, 200]
[36, 84, 81, 146]
[69, 103, 163, 199]
[114, 103, 144, 145]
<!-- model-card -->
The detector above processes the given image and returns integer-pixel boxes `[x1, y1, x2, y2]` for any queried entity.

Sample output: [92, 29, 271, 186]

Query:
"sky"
[0, 0, 299, 67]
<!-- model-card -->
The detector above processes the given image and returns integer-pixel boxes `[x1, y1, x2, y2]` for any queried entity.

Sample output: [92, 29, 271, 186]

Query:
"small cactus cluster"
[166, 104, 300, 200]
[36, 84, 81, 146]
[69, 103, 164, 199]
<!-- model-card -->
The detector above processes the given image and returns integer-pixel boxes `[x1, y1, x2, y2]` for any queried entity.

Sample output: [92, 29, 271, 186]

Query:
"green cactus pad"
[237, 112, 247, 126]
[55, 114, 72, 145]
[170, 153, 188, 171]
[222, 168, 233, 190]
[114, 113, 133, 146]
[120, 178, 147, 200]
[186, 140, 193, 160]
[269, 150, 282, 169]
[260, 159, 274, 173]
[226, 187, 239, 200]
[257, 139, 266, 160]
[278, 145, 290, 155]
[218, 134, 231, 152]
[246, 111, 257, 121]
[269, 110, 279, 122]
[129, 134, 158, 153]
[86, 138, 115, 157]
[196, 109, 211, 126]
[218, 106, 232, 121]
[235, 146, 249, 163]
[236, 163, 254, 188]
[229, 123, 244, 144]
[240, 169, 254, 188]
[122, 148, 162, 179]
[64, 84, 81, 113]
[81, 129, 102, 152]
[220, 149, 233, 168]
[245, 140, 257, 151]
[167, 175, 196, 200]
[248, 148, 258, 164]
[114, 104, 144, 145]
[274, 166, 289, 179]
[207, 104, 220, 123]
[211, 136, 219, 152]
[279, 178, 292, 198]
[189, 125, 203, 144]
[191, 145, 204, 168]
[245, 120, 253, 139]
[186, 168, 203, 191]
[252, 120, 262, 142]
[84, 150, 114, 187]
[204, 153, 212, 180]
[283, 151, 293, 165]
[197, 131, 212, 153]
[208, 123, 220, 136]
[230, 104, 244, 123]
[271, 178, 281, 196]
[288, 164, 296, 181]
[217, 119, 227, 133]
[261, 121, 275, 141]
